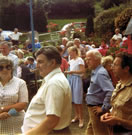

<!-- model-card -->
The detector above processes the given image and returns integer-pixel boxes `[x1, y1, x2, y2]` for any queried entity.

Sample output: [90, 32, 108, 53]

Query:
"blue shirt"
[27, 61, 36, 70]
[35, 42, 41, 49]
[8, 53, 19, 76]
[85, 65, 114, 112]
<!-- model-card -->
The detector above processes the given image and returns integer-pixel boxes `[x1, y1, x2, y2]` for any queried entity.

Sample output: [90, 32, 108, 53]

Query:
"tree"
[33, 0, 48, 32]
[101, 0, 131, 9]
[85, 15, 94, 37]
[115, 8, 132, 32]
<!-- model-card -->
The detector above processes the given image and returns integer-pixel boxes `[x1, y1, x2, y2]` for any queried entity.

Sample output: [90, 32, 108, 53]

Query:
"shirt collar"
[111, 76, 132, 100]
[92, 65, 102, 75]
[119, 76, 132, 88]
[0, 76, 14, 87]
[42, 67, 61, 83]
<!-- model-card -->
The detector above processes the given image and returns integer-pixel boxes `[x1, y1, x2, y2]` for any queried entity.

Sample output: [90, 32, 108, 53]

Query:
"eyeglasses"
[0, 65, 12, 71]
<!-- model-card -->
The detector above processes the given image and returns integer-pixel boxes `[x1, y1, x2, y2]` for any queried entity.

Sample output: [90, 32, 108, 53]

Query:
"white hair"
[62, 37, 69, 42]
[74, 38, 80, 42]
[86, 49, 102, 61]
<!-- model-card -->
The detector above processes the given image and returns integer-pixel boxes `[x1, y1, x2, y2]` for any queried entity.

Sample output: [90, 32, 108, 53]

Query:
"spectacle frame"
[0, 65, 12, 71]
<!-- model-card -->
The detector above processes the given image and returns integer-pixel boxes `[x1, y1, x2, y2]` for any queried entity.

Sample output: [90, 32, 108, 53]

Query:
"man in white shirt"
[112, 28, 122, 40]
[22, 46, 72, 135]
[9, 28, 23, 45]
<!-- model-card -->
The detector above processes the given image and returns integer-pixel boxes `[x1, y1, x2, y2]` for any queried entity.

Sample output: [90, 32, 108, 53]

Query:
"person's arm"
[25, 115, 60, 135]
[8, 34, 12, 40]
[99, 73, 114, 112]
[118, 118, 132, 130]
[0, 102, 27, 112]
[100, 113, 132, 130]
[92, 72, 114, 116]
[66, 64, 85, 74]
[0, 112, 10, 120]
[0, 102, 27, 120]
[0, 80, 28, 118]
[17, 66, 22, 78]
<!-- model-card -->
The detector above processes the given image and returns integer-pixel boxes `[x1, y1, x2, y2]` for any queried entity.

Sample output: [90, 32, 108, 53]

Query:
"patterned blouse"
[0, 76, 28, 135]
[111, 77, 132, 120]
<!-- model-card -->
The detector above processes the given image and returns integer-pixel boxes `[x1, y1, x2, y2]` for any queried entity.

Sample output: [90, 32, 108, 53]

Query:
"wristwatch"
[0, 107, 4, 113]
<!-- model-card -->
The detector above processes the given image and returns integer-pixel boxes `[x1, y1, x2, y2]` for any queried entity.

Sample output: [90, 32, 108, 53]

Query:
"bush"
[85, 15, 94, 37]
[94, 5, 124, 37]
[33, 1, 48, 32]
[115, 8, 132, 31]
[47, 22, 59, 32]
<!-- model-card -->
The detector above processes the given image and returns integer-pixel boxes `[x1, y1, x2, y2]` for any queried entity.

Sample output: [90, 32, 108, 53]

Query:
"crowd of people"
[0, 26, 132, 135]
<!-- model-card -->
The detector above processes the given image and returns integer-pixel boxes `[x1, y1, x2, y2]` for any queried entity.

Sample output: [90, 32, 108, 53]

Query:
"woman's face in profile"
[105, 61, 113, 72]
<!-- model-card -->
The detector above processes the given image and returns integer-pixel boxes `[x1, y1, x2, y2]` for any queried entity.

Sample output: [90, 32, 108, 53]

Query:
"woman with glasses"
[0, 56, 28, 134]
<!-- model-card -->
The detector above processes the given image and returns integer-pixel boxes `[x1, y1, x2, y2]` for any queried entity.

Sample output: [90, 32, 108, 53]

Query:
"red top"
[60, 58, 69, 72]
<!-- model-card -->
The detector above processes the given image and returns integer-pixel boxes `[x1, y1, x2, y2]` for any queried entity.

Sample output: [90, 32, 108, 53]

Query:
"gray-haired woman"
[0, 56, 28, 134]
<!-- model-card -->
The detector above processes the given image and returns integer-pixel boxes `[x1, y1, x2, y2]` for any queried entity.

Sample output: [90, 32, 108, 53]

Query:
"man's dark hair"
[35, 46, 62, 65]
[116, 52, 132, 74]
[56, 46, 63, 53]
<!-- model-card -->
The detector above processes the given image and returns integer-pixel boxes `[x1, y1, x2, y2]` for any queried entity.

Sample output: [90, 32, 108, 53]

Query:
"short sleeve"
[78, 57, 84, 65]
[45, 84, 65, 117]
[18, 80, 29, 103]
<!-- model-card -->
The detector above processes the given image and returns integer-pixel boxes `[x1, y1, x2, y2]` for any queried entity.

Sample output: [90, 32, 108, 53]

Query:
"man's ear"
[124, 66, 130, 73]
[47, 59, 56, 67]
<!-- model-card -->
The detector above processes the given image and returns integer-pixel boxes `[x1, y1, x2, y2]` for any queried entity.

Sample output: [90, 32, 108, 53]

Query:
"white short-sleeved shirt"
[112, 33, 122, 40]
[22, 68, 72, 133]
[69, 57, 84, 75]
[9, 32, 23, 40]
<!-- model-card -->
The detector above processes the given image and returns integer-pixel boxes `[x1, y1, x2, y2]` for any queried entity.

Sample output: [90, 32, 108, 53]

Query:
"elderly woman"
[0, 56, 28, 134]
[102, 55, 118, 87]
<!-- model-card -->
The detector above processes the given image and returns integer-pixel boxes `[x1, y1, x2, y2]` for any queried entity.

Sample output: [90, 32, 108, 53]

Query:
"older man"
[0, 41, 18, 76]
[85, 50, 114, 135]
[22, 46, 72, 135]
[73, 38, 86, 59]
[101, 52, 132, 135]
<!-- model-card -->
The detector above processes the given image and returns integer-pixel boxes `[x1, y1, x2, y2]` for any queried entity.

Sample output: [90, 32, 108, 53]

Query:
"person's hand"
[0, 112, 10, 120]
[92, 106, 103, 116]
[64, 71, 73, 74]
[100, 113, 120, 126]
[100, 112, 111, 121]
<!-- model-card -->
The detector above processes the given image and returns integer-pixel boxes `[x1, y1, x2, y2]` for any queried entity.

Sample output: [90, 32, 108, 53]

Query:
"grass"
[48, 18, 87, 30]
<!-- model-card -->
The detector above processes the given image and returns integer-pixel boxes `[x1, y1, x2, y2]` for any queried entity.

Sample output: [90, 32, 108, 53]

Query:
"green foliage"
[101, 0, 130, 9]
[115, 8, 132, 31]
[94, 1, 104, 16]
[94, 5, 124, 37]
[47, 22, 59, 32]
[48, 18, 87, 30]
[33, 1, 48, 32]
[48, 0, 95, 19]
[0, 1, 47, 32]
